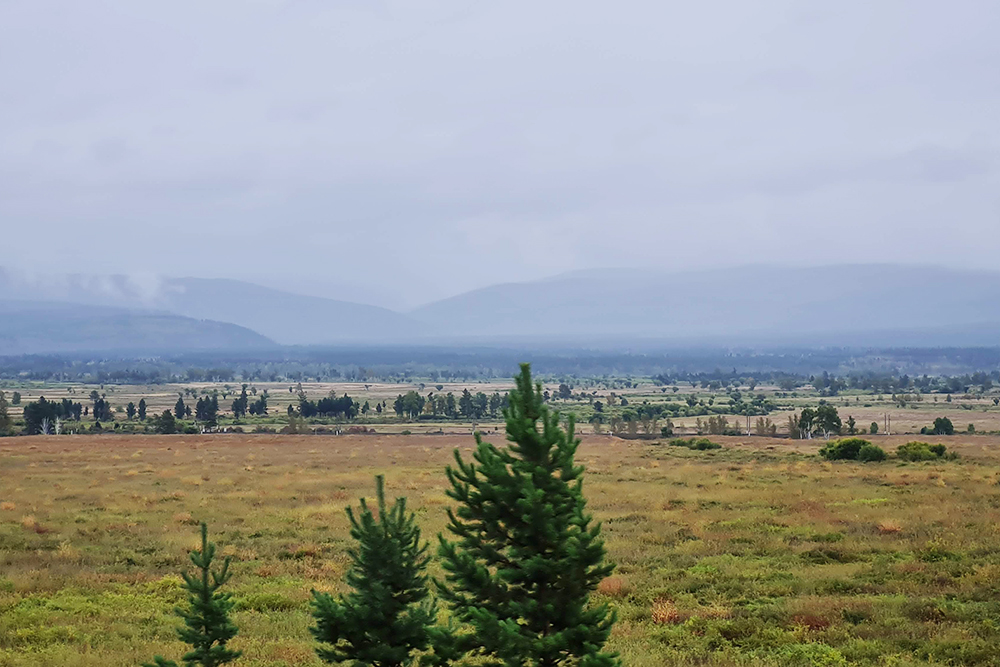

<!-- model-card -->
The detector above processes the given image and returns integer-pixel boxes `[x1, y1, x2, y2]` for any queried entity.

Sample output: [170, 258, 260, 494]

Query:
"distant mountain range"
[409, 265, 1000, 346]
[0, 300, 273, 355]
[2, 264, 1000, 354]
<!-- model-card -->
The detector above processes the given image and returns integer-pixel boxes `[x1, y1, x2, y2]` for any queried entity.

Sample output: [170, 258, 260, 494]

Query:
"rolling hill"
[0, 301, 274, 355]
[4, 264, 1000, 351]
[410, 264, 1000, 347]
[0, 270, 420, 346]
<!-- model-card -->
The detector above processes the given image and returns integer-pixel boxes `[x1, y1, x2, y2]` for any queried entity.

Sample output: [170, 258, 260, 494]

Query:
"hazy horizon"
[2, 1, 998, 309]
[5, 260, 1000, 313]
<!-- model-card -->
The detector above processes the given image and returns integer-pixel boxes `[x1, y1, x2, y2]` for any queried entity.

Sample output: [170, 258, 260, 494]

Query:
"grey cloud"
[0, 1, 997, 308]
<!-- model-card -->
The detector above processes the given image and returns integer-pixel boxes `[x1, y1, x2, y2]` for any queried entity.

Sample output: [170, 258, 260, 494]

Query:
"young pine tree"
[433, 363, 618, 667]
[311, 475, 435, 667]
[144, 523, 241, 667]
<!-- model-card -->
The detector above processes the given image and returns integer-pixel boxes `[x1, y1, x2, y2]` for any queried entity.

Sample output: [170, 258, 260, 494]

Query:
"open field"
[5, 379, 1000, 437]
[4, 432, 1000, 665]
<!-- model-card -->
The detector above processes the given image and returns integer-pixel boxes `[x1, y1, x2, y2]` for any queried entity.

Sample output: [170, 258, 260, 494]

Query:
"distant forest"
[2, 345, 1000, 385]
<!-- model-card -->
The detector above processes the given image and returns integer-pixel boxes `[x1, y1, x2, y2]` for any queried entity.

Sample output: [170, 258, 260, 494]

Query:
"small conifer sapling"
[311, 475, 435, 667]
[143, 523, 241, 667]
[432, 363, 618, 667]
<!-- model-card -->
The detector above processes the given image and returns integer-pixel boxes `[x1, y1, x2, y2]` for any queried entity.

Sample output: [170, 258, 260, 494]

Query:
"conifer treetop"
[435, 363, 618, 667]
[311, 475, 435, 667]
[142, 523, 240, 667]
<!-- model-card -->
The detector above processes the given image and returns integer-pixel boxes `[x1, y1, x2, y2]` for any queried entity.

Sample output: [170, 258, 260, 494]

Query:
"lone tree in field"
[144, 523, 241, 667]
[311, 475, 435, 667]
[0, 391, 11, 436]
[433, 363, 618, 667]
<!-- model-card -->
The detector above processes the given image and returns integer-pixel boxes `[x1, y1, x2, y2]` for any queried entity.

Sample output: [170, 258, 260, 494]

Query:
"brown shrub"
[877, 519, 903, 534]
[651, 599, 682, 625]
[596, 576, 630, 598]
[792, 614, 832, 631]
[172, 512, 197, 525]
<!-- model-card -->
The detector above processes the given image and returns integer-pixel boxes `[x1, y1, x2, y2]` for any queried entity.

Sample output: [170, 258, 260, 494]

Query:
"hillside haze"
[409, 264, 1000, 346]
[0, 300, 273, 354]
[3, 264, 1000, 352]
[0, 270, 418, 347]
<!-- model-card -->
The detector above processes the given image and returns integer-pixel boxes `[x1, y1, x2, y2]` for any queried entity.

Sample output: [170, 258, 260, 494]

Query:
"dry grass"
[596, 576, 630, 598]
[650, 599, 681, 625]
[877, 519, 903, 534]
[3, 432, 1000, 666]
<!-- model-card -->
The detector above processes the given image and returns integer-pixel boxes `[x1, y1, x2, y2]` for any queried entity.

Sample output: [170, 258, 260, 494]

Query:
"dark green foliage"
[921, 417, 955, 436]
[394, 391, 425, 419]
[820, 438, 880, 461]
[248, 391, 268, 416]
[126, 401, 137, 420]
[897, 441, 953, 462]
[870, 422, 879, 435]
[667, 437, 722, 450]
[175, 396, 187, 421]
[138, 398, 147, 421]
[433, 363, 618, 667]
[22, 396, 85, 433]
[815, 404, 842, 437]
[22, 397, 58, 434]
[231, 385, 249, 419]
[0, 391, 11, 436]
[143, 524, 240, 667]
[857, 444, 888, 462]
[299, 392, 357, 419]
[92, 397, 113, 421]
[154, 410, 178, 435]
[195, 396, 220, 426]
[311, 475, 434, 667]
[11, 391, 20, 405]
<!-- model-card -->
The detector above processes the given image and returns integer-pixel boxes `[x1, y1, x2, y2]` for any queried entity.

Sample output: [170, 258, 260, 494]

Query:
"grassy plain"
[5, 379, 1000, 437]
[4, 432, 1000, 666]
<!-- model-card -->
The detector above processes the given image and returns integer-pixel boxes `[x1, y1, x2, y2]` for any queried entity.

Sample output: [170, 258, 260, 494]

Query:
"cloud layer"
[1, 1, 997, 307]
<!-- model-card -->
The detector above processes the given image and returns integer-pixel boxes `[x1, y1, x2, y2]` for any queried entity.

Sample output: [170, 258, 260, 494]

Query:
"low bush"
[819, 438, 885, 462]
[897, 441, 954, 461]
[667, 437, 722, 451]
[858, 444, 888, 462]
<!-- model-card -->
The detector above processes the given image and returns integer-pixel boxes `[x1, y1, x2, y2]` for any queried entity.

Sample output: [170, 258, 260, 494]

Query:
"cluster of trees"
[195, 396, 220, 426]
[142, 364, 618, 667]
[296, 392, 358, 419]
[788, 404, 843, 439]
[22, 396, 84, 434]
[921, 417, 955, 436]
[393, 389, 508, 420]
[125, 399, 148, 421]
[87, 390, 114, 421]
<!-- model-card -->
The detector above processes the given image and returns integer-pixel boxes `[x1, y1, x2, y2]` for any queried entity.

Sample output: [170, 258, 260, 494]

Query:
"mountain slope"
[0, 270, 421, 346]
[410, 264, 1000, 346]
[152, 278, 420, 345]
[0, 301, 274, 355]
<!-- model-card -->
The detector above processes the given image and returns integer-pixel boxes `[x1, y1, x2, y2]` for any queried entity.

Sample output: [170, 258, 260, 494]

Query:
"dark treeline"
[4, 346, 1000, 384]
[392, 389, 509, 420]
[655, 369, 1000, 396]
[297, 392, 357, 419]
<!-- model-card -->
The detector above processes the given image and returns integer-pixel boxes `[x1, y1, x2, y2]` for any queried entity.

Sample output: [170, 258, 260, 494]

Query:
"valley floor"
[3, 433, 1000, 665]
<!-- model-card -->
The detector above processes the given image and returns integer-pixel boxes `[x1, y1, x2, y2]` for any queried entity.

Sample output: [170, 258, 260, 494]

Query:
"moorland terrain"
[2, 431, 1000, 666]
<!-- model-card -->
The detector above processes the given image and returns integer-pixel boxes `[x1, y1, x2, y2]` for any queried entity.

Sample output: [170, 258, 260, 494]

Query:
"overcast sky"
[1, 1, 997, 309]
